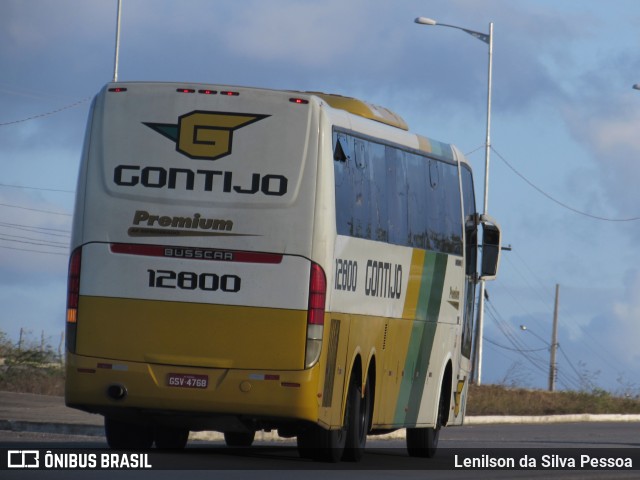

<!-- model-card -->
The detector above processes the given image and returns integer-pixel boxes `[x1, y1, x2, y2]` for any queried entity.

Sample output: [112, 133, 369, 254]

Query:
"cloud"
[217, 0, 370, 67]
[2, 0, 113, 54]
[586, 269, 640, 372]
[611, 269, 640, 355]
[562, 96, 640, 221]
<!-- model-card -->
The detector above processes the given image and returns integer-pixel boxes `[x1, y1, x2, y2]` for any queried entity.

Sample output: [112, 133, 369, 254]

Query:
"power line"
[484, 297, 582, 390]
[485, 302, 548, 371]
[0, 183, 74, 194]
[557, 345, 591, 388]
[0, 221, 70, 235]
[0, 97, 91, 127]
[484, 336, 548, 353]
[506, 250, 626, 377]
[0, 244, 67, 256]
[0, 202, 71, 217]
[0, 232, 69, 247]
[505, 248, 626, 376]
[0, 236, 67, 249]
[492, 146, 640, 222]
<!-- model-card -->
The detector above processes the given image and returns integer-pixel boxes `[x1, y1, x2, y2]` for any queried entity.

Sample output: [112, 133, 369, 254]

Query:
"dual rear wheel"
[296, 375, 371, 462]
[104, 417, 189, 450]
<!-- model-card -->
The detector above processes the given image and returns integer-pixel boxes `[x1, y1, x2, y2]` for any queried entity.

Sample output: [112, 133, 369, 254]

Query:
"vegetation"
[467, 384, 640, 416]
[0, 330, 64, 395]
[1, 330, 639, 415]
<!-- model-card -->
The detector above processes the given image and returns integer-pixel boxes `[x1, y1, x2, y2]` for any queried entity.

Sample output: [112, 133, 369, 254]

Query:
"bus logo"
[144, 111, 269, 161]
[7, 450, 39, 468]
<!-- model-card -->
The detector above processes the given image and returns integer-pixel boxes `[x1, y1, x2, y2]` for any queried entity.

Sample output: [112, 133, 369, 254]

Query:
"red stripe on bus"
[109, 243, 283, 264]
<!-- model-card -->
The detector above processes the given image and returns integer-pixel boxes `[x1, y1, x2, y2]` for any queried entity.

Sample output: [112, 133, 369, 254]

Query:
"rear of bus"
[65, 83, 327, 435]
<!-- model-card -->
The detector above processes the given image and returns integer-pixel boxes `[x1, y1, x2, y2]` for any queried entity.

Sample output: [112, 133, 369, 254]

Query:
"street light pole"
[113, 0, 123, 82]
[476, 22, 493, 387]
[414, 17, 494, 385]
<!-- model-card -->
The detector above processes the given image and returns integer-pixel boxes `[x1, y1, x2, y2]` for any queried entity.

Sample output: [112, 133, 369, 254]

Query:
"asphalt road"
[2, 423, 639, 480]
[1, 391, 639, 479]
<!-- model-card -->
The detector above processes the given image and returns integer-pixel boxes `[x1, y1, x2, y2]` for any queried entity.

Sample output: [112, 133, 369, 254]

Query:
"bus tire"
[406, 378, 446, 458]
[104, 417, 154, 449]
[154, 426, 189, 449]
[406, 426, 439, 458]
[296, 423, 346, 462]
[296, 396, 350, 463]
[296, 431, 315, 459]
[224, 431, 255, 447]
[342, 377, 370, 462]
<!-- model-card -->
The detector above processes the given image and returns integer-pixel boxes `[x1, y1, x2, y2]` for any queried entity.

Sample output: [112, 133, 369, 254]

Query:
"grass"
[0, 364, 64, 396]
[0, 330, 65, 396]
[467, 384, 640, 416]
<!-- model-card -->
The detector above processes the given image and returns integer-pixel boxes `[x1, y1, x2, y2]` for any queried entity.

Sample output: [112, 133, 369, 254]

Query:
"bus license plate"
[167, 373, 208, 389]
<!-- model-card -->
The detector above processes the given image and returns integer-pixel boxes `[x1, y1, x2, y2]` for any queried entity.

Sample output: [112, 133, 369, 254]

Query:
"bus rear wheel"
[406, 426, 440, 458]
[296, 422, 347, 462]
[342, 377, 371, 462]
[155, 426, 189, 449]
[104, 417, 154, 449]
[296, 374, 369, 462]
[224, 431, 256, 447]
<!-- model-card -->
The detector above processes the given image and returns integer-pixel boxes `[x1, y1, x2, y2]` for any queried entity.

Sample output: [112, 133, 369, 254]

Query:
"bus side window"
[334, 135, 350, 162]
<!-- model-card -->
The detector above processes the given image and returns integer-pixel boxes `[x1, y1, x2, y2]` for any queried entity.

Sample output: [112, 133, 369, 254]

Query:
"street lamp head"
[415, 17, 437, 26]
[633, 84, 640, 91]
[520, 325, 527, 331]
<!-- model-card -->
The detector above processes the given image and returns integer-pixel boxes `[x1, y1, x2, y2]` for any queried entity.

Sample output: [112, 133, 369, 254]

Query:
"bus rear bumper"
[65, 353, 321, 430]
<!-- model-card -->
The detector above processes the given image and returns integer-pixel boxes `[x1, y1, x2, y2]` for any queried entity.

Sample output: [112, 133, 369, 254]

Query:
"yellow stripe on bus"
[402, 249, 426, 320]
[76, 296, 308, 370]
[372, 249, 426, 426]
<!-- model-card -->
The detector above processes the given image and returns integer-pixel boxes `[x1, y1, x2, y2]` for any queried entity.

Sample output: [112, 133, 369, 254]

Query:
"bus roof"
[100, 82, 464, 166]
[309, 92, 409, 131]
[295, 91, 461, 165]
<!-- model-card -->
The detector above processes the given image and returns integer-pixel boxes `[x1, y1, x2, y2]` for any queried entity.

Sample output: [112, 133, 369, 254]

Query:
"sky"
[1, 0, 639, 394]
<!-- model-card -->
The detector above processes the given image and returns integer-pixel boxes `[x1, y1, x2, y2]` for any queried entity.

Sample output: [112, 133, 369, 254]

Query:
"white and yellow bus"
[65, 82, 501, 462]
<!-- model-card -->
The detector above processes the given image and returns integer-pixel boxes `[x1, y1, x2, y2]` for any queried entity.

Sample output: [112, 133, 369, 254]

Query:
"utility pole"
[549, 284, 559, 392]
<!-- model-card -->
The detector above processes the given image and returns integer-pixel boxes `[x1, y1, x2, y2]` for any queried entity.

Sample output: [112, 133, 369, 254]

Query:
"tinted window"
[334, 130, 463, 255]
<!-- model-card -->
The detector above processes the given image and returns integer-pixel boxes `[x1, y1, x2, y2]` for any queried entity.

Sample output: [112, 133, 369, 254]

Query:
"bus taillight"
[66, 248, 82, 353]
[305, 263, 326, 368]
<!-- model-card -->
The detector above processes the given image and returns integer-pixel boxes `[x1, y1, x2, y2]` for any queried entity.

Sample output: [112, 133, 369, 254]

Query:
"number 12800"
[147, 269, 241, 292]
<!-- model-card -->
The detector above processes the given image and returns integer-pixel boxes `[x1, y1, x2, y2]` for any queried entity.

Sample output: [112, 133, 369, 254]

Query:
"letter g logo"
[144, 111, 269, 161]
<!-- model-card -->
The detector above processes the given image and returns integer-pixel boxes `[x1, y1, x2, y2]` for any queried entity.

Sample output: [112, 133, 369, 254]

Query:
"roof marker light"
[108, 87, 127, 92]
[177, 88, 196, 93]
[198, 89, 217, 95]
[289, 98, 309, 104]
[220, 91, 240, 96]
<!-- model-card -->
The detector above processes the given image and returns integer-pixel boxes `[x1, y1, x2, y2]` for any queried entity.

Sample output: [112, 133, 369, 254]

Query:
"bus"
[65, 82, 501, 462]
